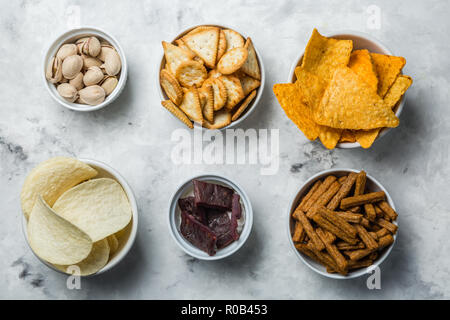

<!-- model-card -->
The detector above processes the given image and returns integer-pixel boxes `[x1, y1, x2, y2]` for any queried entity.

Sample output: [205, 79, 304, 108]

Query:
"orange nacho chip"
[348, 49, 378, 92]
[340, 130, 356, 143]
[356, 75, 412, 148]
[371, 53, 406, 97]
[301, 29, 353, 82]
[314, 67, 399, 130]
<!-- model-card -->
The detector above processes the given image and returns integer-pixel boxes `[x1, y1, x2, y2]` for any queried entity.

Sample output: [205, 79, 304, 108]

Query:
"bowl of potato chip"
[274, 29, 412, 149]
[158, 24, 264, 129]
[21, 157, 138, 276]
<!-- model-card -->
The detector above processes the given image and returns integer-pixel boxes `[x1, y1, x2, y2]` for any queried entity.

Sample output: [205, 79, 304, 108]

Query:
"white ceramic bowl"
[42, 27, 128, 112]
[287, 168, 397, 279]
[22, 158, 138, 276]
[158, 23, 265, 129]
[288, 30, 405, 148]
[168, 174, 253, 260]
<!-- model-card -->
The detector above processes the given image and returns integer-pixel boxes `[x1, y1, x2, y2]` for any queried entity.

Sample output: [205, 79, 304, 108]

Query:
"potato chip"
[28, 196, 92, 265]
[237, 72, 261, 96]
[220, 75, 245, 110]
[273, 83, 320, 141]
[175, 60, 207, 87]
[348, 49, 378, 92]
[371, 53, 406, 97]
[182, 27, 220, 68]
[217, 30, 227, 61]
[240, 37, 261, 80]
[301, 29, 353, 82]
[222, 29, 244, 51]
[21, 157, 97, 220]
[160, 69, 183, 105]
[217, 47, 248, 75]
[232, 89, 256, 121]
[52, 178, 132, 242]
[199, 84, 214, 123]
[314, 67, 399, 129]
[161, 100, 193, 129]
[162, 41, 195, 75]
[356, 75, 412, 148]
[203, 109, 231, 129]
[54, 239, 110, 276]
[204, 77, 227, 111]
[178, 87, 203, 123]
[107, 234, 119, 256]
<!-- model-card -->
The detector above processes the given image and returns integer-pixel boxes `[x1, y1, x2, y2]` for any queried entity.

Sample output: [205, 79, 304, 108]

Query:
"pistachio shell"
[103, 50, 121, 76]
[62, 55, 83, 80]
[82, 56, 103, 70]
[45, 57, 63, 84]
[83, 66, 104, 86]
[56, 44, 78, 60]
[82, 36, 101, 57]
[98, 46, 116, 62]
[59, 77, 68, 83]
[75, 37, 89, 54]
[100, 76, 118, 95]
[57, 83, 78, 102]
[78, 85, 106, 105]
[69, 72, 84, 90]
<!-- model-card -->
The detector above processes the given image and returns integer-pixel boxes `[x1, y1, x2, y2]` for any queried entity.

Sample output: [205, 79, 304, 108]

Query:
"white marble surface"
[1, 0, 449, 299]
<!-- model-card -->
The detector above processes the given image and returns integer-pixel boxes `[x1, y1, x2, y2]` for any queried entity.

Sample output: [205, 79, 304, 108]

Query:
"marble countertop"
[1, 0, 449, 299]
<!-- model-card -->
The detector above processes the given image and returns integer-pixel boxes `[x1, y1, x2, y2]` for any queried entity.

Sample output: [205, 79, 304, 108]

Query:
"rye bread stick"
[317, 207, 358, 238]
[295, 243, 339, 273]
[349, 206, 361, 213]
[378, 201, 398, 221]
[340, 191, 386, 210]
[375, 218, 398, 234]
[355, 224, 379, 250]
[297, 180, 322, 212]
[336, 241, 365, 250]
[335, 211, 362, 224]
[306, 181, 340, 218]
[348, 258, 373, 270]
[311, 213, 358, 244]
[360, 217, 370, 228]
[316, 228, 348, 272]
[302, 176, 337, 211]
[345, 248, 375, 261]
[369, 231, 378, 240]
[378, 234, 394, 249]
[327, 172, 357, 210]
[375, 228, 389, 238]
[295, 209, 325, 251]
[306, 242, 344, 274]
[368, 251, 378, 260]
[364, 203, 377, 222]
[318, 227, 336, 243]
[292, 221, 305, 242]
[354, 171, 366, 196]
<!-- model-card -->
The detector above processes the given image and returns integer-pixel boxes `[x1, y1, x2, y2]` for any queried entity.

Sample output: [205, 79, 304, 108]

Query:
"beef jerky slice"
[193, 180, 234, 210]
[178, 196, 207, 224]
[180, 210, 217, 256]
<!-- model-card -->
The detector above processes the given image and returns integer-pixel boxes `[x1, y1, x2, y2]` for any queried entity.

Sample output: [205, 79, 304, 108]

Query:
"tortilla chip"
[241, 37, 261, 80]
[348, 49, 378, 92]
[318, 126, 343, 149]
[301, 29, 353, 82]
[162, 41, 195, 75]
[340, 130, 356, 143]
[355, 75, 412, 148]
[294, 67, 327, 109]
[314, 67, 399, 129]
[371, 53, 406, 97]
[220, 75, 245, 110]
[273, 83, 320, 141]
[182, 27, 220, 68]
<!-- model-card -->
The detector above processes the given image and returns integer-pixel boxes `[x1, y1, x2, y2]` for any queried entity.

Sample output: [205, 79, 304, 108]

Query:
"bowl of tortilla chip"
[158, 24, 265, 130]
[21, 157, 138, 277]
[279, 29, 412, 149]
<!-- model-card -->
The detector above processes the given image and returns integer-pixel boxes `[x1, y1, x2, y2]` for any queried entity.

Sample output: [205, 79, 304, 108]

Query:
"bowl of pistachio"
[43, 27, 127, 111]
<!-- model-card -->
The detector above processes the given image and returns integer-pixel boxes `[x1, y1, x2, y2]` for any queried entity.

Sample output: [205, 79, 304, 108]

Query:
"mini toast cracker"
[161, 100, 193, 129]
[241, 37, 261, 80]
[175, 60, 207, 88]
[217, 47, 248, 75]
[232, 89, 256, 121]
[238, 72, 261, 96]
[182, 26, 220, 69]
[178, 87, 203, 123]
[203, 109, 231, 129]
[160, 69, 183, 105]
[222, 29, 244, 52]
[199, 84, 214, 123]
[217, 29, 227, 61]
[162, 41, 195, 75]
[220, 75, 245, 111]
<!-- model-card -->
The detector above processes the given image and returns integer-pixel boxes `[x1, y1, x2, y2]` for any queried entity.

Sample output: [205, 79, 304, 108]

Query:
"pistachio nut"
[69, 72, 84, 90]
[103, 50, 122, 76]
[45, 57, 63, 84]
[57, 83, 78, 103]
[56, 44, 77, 60]
[100, 76, 118, 96]
[75, 37, 89, 54]
[81, 36, 101, 57]
[83, 66, 104, 86]
[98, 46, 116, 62]
[59, 77, 68, 83]
[82, 56, 103, 70]
[62, 55, 83, 80]
[78, 85, 106, 105]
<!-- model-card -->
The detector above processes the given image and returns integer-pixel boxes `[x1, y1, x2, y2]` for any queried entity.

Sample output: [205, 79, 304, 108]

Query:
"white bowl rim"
[21, 158, 139, 277]
[42, 26, 128, 112]
[157, 22, 265, 130]
[286, 168, 397, 279]
[287, 30, 406, 149]
[168, 173, 253, 260]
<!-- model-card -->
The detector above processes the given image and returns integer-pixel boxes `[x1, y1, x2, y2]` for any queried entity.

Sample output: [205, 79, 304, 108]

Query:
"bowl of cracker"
[158, 24, 265, 129]
[287, 168, 398, 279]
[274, 29, 412, 149]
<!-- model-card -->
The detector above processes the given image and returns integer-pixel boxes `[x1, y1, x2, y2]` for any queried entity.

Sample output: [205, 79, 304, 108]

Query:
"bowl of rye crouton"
[287, 168, 398, 279]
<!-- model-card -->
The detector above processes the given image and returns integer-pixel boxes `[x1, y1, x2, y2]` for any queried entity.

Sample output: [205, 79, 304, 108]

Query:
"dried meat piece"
[193, 180, 234, 210]
[178, 196, 207, 224]
[180, 210, 216, 256]
[232, 193, 242, 219]
[206, 209, 238, 249]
